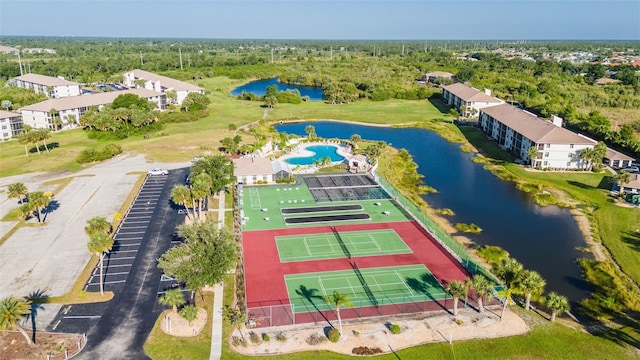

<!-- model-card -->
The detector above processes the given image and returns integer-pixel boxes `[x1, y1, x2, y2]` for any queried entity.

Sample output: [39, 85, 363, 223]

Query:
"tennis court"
[285, 264, 447, 313]
[276, 228, 412, 262]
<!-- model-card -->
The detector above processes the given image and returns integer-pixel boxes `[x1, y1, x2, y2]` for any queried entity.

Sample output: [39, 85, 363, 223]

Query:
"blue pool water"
[286, 145, 344, 165]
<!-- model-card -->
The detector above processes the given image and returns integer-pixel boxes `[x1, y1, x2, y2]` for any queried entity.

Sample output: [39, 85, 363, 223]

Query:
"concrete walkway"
[209, 189, 226, 360]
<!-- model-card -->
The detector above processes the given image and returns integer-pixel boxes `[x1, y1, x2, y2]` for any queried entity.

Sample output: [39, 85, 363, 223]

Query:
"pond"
[276, 121, 593, 307]
[285, 145, 345, 166]
[231, 78, 324, 101]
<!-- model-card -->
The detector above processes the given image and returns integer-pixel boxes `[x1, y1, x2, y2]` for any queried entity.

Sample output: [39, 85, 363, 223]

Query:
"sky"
[0, 0, 639, 40]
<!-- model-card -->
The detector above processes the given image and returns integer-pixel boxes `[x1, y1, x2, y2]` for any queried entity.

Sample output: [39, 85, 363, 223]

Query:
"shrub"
[76, 143, 123, 163]
[275, 332, 286, 342]
[389, 324, 401, 334]
[231, 336, 247, 347]
[352, 330, 360, 337]
[262, 333, 270, 342]
[306, 333, 327, 345]
[327, 328, 340, 343]
[249, 331, 261, 344]
[352, 346, 383, 355]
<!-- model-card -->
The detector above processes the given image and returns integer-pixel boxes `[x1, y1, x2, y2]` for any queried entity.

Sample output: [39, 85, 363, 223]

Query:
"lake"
[231, 78, 324, 101]
[276, 121, 593, 307]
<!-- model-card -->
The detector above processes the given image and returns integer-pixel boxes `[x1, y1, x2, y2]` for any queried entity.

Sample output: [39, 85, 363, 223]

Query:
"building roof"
[0, 110, 21, 119]
[272, 160, 291, 174]
[441, 83, 502, 103]
[14, 73, 79, 87]
[129, 69, 204, 92]
[481, 104, 597, 145]
[349, 154, 368, 163]
[233, 157, 274, 176]
[623, 174, 640, 190]
[605, 148, 635, 162]
[425, 71, 455, 78]
[595, 78, 620, 85]
[19, 89, 163, 112]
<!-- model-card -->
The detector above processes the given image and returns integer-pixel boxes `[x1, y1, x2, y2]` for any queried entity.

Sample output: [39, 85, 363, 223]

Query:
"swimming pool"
[285, 145, 345, 166]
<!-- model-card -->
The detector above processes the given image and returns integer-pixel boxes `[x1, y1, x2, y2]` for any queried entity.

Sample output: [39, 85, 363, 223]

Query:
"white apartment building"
[13, 73, 81, 98]
[19, 89, 166, 130]
[0, 110, 23, 141]
[123, 69, 205, 105]
[442, 83, 504, 118]
[233, 157, 274, 185]
[479, 104, 596, 169]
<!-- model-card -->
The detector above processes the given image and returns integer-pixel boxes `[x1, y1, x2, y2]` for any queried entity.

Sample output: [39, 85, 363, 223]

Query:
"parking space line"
[115, 243, 141, 246]
[112, 250, 139, 254]
[102, 271, 131, 276]
[122, 220, 151, 224]
[88, 280, 127, 285]
[100, 264, 132, 268]
[106, 256, 136, 260]
[63, 315, 102, 319]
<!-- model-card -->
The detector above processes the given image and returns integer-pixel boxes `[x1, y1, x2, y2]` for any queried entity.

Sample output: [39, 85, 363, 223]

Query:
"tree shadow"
[24, 289, 49, 344]
[405, 274, 450, 313]
[597, 176, 615, 190]
[28, 142, 60, 154]
[41, 200, 60, 222]
[295, 285, 331, 324]
[620, 230, 640, 253]
[566, 180, 595, 190]
[427, 94, 451, 115]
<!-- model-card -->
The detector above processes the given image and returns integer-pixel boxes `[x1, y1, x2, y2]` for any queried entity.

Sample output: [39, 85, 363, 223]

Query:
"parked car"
[621, 166, 639, 173]
[148, 168, 169, 175]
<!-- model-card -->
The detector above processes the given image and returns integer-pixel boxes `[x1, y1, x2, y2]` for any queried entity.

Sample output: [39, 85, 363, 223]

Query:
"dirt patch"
[231, 307, 528, 356]
[159, 308, 208, 337]
[0, 331, 84, 360]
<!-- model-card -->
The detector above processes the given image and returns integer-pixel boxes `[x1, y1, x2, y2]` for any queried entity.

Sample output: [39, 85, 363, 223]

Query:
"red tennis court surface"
[242, 220, 471, 326]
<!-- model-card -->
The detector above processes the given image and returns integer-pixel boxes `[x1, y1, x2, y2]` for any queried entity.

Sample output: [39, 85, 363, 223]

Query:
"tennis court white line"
[286, 265, 428, 281]
[368, 234, 382, 251]
[318, 277, 328, 296]
[303, 238, 312, 257]
[394, 271, 415, 293]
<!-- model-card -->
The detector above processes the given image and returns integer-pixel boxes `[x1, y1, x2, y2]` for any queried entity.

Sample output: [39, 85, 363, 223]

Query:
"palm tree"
[171, 185, 194, 220]
[0, 297, 34, 347]
[88, 233, 114, 296]
[305, 125, 316, 140]
[7, 183, 28, 204]
[179, 304, 198, 326]
[614, 170, 632, 193]
[190, 173, 212, 219]
[350, 134, 361, 147]
[492, 258, 523, 289]
[28, 191, 50, 223]
[17, 130, 33, 157]
[1, 99, 12, 111]
[545, 292, 569, 322]
[223, 305, 248, 339]
[445, 280, 466, 316]
[517, 270, 546, 311]
[463, 277, 474, 308]
[526, 146, 539, 168]
[49, 108, 61, 131]
[472, 275, 492, 313]
[85, 216, 112, 237]
[159, 288, 186, 313]
[324, 290, 353, 336]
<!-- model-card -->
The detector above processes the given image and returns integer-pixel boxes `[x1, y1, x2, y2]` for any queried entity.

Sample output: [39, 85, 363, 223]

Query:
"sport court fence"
[374, 175, 501, 286]
[247, 291, 468, 328]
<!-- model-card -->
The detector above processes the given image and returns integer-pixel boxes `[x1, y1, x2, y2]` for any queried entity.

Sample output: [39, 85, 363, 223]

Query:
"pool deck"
[278, 141, 353, 173]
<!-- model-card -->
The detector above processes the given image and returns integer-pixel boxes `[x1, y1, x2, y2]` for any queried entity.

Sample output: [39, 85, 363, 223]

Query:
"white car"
[148, 168, 169, 176]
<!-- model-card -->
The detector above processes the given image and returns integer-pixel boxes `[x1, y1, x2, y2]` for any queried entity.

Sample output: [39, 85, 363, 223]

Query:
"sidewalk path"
[210, 189, 226, 360]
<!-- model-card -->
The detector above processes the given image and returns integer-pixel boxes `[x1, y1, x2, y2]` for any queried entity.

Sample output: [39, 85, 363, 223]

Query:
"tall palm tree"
[304, 125, 316, 140]
[493, 258, 523, 289]
[614, 170, 632, 193]
[0, 297, 34, 347]
[18, 130, 32, 157]
[179, 304, 198, 326]
[445, 280, 466, 316]
[7, 183, 28, 204]
[85, 216, 112, 237]
[472, 275, 492, 313]
[159, 288, 186, 313]
[88, 233, 114, 296]
[526, 146, 539, 168]
[324, 290, 353, 336]
[545, 292, 569, 322]
[171, 185, 194, 220]
[28, 191, 50, 223]
[517, 270, 546, 311]
[463, 277, 474, 308]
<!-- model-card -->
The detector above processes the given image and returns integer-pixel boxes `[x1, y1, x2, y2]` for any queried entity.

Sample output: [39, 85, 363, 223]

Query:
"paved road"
[71, 167, 188, 359]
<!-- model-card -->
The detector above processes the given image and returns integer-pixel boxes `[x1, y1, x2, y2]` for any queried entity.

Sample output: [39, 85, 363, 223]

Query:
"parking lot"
[48, 168, 188, 338]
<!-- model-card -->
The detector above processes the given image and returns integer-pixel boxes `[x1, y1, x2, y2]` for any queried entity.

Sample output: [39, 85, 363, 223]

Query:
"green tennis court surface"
[285, 264, 448, 313]
[276, 229, 412, 262]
